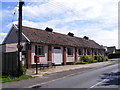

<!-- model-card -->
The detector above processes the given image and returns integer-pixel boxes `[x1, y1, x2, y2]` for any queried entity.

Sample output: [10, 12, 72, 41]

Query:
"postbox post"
[34, 55, 40, 74]
[36, 58, 38, 75]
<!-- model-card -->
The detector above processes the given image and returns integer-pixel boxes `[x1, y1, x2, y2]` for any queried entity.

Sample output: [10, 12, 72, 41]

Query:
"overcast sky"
[0, 0, 119, 48]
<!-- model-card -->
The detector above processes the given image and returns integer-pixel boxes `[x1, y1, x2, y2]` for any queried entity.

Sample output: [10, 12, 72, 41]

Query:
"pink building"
[2, 24, 105, 68]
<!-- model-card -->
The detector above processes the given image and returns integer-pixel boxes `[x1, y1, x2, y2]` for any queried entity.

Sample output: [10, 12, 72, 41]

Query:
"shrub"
[17, 64, 27, 76]
[80, 56, 108, 64]
[103, 57, 108, 61]
[93, 60, 98, 63]
[94, 56, 98, 60]
[94, 56, 108, 62]
[97, 56, 103, 62]
[87, 56, 94, 63]
[80, 56, 94, 63]
[21, 65, 27, 75]
[108, 52, 120, 59]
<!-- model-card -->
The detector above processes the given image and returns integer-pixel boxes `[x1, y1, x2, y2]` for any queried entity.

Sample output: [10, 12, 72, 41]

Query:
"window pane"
[67, 48, 73, 55]
[78, 49, 83, 55]
[87, 49, 91, 55]
[35, 45, 44, 55]
[94, 50, 97, 55]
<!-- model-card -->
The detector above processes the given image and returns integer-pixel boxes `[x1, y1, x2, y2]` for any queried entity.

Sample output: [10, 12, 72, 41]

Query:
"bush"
[108, 52, 120, 59]
[21, 65, 27, 75]
[94, 56, 108, 62]
[17, 64, 27, 76]
[80, 56, 94, 63]
[93, 60, 98, 63]
[94, 56, 98, 60]
[97, 56, 103, 62]
[103, 56, 108, 61]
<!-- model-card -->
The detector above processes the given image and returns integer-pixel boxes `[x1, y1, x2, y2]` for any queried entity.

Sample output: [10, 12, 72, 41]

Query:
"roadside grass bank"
[0, 75, 33, 83]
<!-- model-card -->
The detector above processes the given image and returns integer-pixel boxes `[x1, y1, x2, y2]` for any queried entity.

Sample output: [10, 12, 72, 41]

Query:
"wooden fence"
[2, 52, 18, 75]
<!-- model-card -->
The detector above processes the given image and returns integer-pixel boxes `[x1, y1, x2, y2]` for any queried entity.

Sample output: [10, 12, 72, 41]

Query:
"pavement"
[2, 60, 118, 88]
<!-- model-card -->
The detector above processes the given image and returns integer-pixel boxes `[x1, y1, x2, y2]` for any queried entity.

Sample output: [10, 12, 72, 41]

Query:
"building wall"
[30, 44, 105, 66]
[5, 43, 26, 53]
[31, 45, 48, 64]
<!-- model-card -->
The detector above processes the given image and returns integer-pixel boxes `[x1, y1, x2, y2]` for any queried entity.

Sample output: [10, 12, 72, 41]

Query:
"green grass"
[0, 75, 33, 83]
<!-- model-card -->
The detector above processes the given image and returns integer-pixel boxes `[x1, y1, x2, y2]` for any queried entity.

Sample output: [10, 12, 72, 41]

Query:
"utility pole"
[17, 0, 24, 76]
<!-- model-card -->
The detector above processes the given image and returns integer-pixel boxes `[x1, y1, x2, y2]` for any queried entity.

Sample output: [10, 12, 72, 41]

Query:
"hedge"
[80, 56, 108, 64]
[108, 52, 120, 59]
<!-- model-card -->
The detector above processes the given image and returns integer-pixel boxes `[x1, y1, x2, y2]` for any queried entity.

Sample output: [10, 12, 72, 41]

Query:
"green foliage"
[80, 56, 108, 64]
[21, 65, 27, 75]
[80, 56, 94, 63]
[108, 52, 120, 59]
[92, 60, 98, 63]
[97, 56, 103, 62]
[71, 62, 77, 65]
[94, 56, 108, 62]
[18, 64, 27, 76]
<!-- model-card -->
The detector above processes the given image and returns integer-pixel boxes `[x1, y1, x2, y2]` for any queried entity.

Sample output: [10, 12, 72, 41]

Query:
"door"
[53, 47, 62, 64]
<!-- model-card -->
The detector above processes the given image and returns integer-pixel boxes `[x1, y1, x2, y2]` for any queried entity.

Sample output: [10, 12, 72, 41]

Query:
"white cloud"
[12, 19, 62, 29]
[0, 33, 7, 35]
[91, 29, 118, 48]
[22, 0, 118, 20]
[0, 33, 7, 44]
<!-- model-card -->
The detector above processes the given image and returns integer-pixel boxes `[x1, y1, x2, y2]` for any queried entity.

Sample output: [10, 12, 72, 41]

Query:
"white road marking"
[86, 79, 107, 90]
[87, 70, 118, 90]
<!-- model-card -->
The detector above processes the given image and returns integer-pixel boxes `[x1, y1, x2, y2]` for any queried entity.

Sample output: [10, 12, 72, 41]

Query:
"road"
[32, 63, 120, 89]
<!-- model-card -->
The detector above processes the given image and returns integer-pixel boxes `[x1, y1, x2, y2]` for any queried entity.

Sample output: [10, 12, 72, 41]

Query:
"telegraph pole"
[17, 0, 24, 76]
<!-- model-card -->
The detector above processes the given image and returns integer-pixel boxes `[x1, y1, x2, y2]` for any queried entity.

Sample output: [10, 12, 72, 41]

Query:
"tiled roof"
[19, 25, 103, 49]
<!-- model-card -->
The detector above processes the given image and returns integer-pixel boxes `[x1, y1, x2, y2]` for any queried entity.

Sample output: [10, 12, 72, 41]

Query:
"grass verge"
[0, 75, 33, 83]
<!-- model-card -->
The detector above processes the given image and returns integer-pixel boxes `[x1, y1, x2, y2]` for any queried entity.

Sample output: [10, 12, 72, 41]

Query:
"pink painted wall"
[31, 45, 48, 64]
[5, 43, 26, 52]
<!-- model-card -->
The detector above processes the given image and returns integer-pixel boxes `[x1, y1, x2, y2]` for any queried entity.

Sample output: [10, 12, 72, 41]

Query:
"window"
[67, 48, 73, 55]
[78, 48, 83, 55]
[35, 45, 44, 55]
[94, 50, 98, 55]
[87, 49, 91, 55]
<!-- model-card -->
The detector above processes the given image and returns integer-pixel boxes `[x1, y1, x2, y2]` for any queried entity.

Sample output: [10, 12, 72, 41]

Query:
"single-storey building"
[2, 24, 105, 68]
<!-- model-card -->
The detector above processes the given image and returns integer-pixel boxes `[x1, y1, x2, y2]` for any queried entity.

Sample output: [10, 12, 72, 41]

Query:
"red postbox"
[34, 55, 40, 63]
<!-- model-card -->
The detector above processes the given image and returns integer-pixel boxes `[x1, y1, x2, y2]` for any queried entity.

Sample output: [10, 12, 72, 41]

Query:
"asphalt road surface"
[33, 63, 120, 89]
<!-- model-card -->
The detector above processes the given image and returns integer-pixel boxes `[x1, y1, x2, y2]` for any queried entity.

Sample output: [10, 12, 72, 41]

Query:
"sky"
[0, 0, 119, 49]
